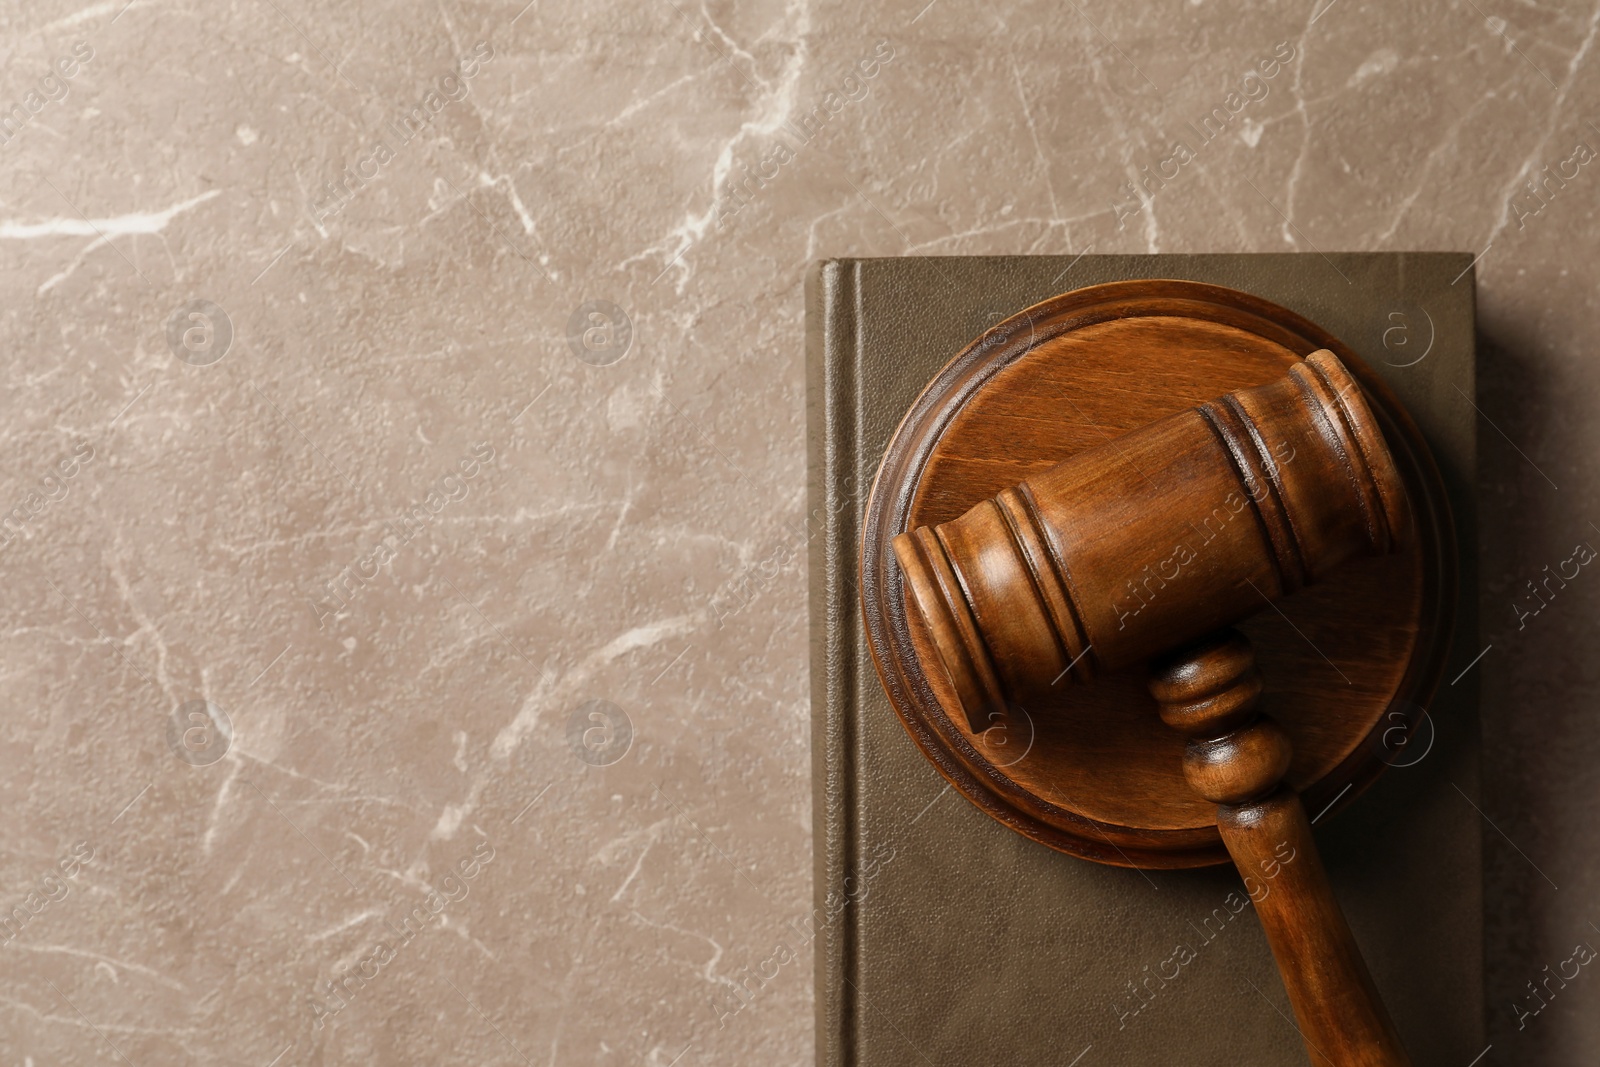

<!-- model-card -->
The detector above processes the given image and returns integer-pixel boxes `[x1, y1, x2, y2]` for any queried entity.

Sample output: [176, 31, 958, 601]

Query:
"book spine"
[806, 258, 862, 1067]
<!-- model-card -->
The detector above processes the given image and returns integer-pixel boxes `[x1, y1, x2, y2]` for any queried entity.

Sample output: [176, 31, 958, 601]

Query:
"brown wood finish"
[1152, 630, 1411, 1067]
[860, 280, 1456, 869]
[894, 349, 1410, 733]
[859, 280, 1456, 1064]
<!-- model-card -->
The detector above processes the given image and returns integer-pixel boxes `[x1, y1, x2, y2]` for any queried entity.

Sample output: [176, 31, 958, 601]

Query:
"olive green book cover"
[805, 254, 1480, 1067]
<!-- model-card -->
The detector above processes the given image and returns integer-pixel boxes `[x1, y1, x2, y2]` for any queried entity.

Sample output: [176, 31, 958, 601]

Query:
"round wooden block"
[861, 280, 1456, 869]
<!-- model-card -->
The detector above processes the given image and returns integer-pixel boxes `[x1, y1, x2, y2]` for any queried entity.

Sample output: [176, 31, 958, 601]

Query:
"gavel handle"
[1150, 630, 1411, 1067]
[1219, 790, 1407, 1067]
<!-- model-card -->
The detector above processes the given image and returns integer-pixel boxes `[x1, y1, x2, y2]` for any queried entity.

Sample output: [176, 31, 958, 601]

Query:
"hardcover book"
[806, 254, 1480, 1067]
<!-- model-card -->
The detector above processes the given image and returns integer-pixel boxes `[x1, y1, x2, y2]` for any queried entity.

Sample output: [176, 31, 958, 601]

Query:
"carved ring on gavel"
[889, 348, 1417, 1067]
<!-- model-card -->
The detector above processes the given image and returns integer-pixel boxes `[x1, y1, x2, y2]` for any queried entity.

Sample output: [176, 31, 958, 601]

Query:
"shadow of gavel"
[893, 351, 1414, 1067]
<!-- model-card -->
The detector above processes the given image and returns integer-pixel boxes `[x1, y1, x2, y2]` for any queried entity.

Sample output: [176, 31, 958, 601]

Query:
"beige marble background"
[1, 0, 1596, 1063]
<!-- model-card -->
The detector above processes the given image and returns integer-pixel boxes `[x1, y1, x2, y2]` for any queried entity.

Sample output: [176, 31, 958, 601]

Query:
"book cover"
[806, 254, 1480, 1067]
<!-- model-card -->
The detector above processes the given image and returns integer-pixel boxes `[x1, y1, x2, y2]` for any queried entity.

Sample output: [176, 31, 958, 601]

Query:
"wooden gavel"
[893, 350, 1413, 1066]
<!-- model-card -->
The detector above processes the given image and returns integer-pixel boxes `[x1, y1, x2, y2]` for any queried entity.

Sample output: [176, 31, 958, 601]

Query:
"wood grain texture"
[1221, 791, 1412, 1066]
[893, 349, 1410, 731]
[1153, 630, 1412, 1067]
[860, 279, 1457, 868]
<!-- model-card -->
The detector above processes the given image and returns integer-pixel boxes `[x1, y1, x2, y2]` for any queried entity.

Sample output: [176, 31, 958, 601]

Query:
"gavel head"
[892, 350, 1410, 733]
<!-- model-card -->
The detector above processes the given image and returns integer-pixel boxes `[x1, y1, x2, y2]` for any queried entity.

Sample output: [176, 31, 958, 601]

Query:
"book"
[806, 253, 1479, 1067]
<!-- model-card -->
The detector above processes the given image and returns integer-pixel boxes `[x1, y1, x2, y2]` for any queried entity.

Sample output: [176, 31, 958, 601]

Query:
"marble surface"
[0, 0, 1595, 1063]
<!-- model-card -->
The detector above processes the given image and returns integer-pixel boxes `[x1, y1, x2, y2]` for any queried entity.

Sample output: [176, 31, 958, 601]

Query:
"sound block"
[860, 280, 1456, 869]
